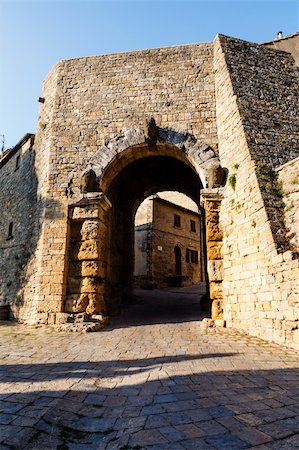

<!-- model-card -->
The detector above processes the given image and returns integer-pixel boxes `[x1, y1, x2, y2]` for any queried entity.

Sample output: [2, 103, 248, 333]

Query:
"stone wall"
[218, 34, 299, 252]
[39, 42, 217, 199]
[29, 42, 216, 320]
[0, 135, 38, 321]
[276, 157, 299, 251]
[215, 35, 299, 349]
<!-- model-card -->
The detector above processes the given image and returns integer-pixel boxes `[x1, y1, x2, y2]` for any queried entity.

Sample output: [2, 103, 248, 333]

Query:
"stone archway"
[65, 121, 225, 321]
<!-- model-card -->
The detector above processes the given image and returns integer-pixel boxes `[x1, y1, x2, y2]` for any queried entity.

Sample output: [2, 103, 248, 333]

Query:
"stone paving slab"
[0, 311, 299, 449]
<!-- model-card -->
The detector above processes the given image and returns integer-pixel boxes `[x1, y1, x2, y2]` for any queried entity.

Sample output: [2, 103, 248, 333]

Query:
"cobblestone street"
[1, 287, 299, 449]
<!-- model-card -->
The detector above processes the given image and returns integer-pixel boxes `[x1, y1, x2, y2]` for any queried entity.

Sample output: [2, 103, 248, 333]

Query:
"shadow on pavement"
[107, 284, 209, 330]
[1, 365, 299, 449]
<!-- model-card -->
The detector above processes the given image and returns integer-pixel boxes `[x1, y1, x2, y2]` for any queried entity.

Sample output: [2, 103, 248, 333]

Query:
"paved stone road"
[1, 286, 299, 449]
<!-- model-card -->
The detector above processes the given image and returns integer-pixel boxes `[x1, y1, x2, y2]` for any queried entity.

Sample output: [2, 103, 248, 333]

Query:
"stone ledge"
[53, 321, 104, 332]
[199, 318, 226, 328]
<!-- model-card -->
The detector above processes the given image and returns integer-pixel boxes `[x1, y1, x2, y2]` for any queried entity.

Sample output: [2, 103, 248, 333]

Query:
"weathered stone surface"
[80, 221, 100, 240]
[207, 241, 222, 260]
[214, 34, 299, 348]
[72, 205, 101, 220]
[81, 278, 104, 294]
[206, 223, 222, 241]
[86, 293, 106, 315]
[55, 312, 71, 324]
[211, 299, 223, 320]
[81, 260, 99, 277]
[210, 282, 223, 299]
[76, 240, 99, 261]
[208, 260, 223, 282]
[144, 117, 158, 146]
[74, 293, 89, 312]
[214, 319, 226, 327]
[81, 169, 97, 193]
[206, 161, 227, 188]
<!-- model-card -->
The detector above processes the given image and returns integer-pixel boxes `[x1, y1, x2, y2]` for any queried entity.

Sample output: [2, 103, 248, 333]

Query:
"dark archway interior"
[106, 155, 203, 314]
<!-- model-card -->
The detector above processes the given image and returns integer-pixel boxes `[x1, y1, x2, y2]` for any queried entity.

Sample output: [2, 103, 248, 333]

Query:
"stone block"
[54, 322, 103, 332]
[208, 260, 223, 281]
[206, 209, 220, 224]
[211, 299, 223, 320]
[74, 293, 89, 312]
[35, 313, 48, 324]
[206, 223, 222, 241]
[210, 281, 223, 299]
[293, 329, 299, 344]
[76, 240, 99, 260]
[86, 293, 106, 315]
[81, 221, 100, 240]
[74, 312, 91, 323]
[47, 313, 57, 325]
[214, 319, 226, 327]
[200, 318, 215, 328]
[207, 241, 222, 259]
[82, 260, 99, 277]
[81, 277, 104, 294]
[205, 201, 221, 213]
[55, 312, 72, 324]
[72, 205, 101, 220]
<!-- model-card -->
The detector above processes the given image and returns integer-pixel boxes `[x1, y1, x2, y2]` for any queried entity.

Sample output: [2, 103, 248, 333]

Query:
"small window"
[190, 220, 196, 232]
[174, 214, 181, 227]
[7, 221, 13, 240]
[186, 249, 190, 262]
[191, 250, 198, 264]
[186, 249, 198, 264]
[15, 155, 21, 171]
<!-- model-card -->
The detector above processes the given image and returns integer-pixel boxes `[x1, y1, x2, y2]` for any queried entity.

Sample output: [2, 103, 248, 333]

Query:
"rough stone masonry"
[0, 32, 298, 348]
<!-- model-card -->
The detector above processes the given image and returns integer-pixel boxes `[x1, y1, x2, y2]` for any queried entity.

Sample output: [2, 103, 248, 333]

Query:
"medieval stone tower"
[0, 33, 298, 348]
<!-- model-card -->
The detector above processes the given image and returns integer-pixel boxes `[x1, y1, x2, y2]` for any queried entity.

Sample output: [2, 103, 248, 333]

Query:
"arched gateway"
[65, 124, 225, 322]
[2, 34, 298, 348]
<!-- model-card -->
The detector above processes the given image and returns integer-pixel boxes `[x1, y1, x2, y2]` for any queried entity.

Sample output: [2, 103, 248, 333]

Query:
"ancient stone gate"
[64, 128, 225, 321]
[0, 33, 298, 348]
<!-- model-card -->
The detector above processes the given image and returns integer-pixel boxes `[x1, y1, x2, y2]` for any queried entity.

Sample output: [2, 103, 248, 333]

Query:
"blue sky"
[0, 1, 298, 148]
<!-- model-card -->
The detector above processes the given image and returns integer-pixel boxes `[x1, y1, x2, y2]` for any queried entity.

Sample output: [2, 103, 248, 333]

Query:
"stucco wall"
[262, 32, 299, 66]
[134, 224, 151, 277]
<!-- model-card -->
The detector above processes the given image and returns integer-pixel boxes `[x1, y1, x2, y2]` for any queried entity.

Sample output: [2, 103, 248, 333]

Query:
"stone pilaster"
[66, 193, 111, 316]
[201, 189, 224, 320]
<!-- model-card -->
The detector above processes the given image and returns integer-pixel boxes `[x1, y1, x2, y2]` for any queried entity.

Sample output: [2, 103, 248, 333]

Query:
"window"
[186, 249, 190, 262]
[190, 220, 196, 232]
[15, 155, 21, 171]
[174, 214, 181, 227]
[186, 249, 198, 264]
[7, 221, 13, 240]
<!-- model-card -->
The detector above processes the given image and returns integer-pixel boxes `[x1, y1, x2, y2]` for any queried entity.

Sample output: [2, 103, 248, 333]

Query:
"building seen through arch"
[134, 193, 205, 288]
